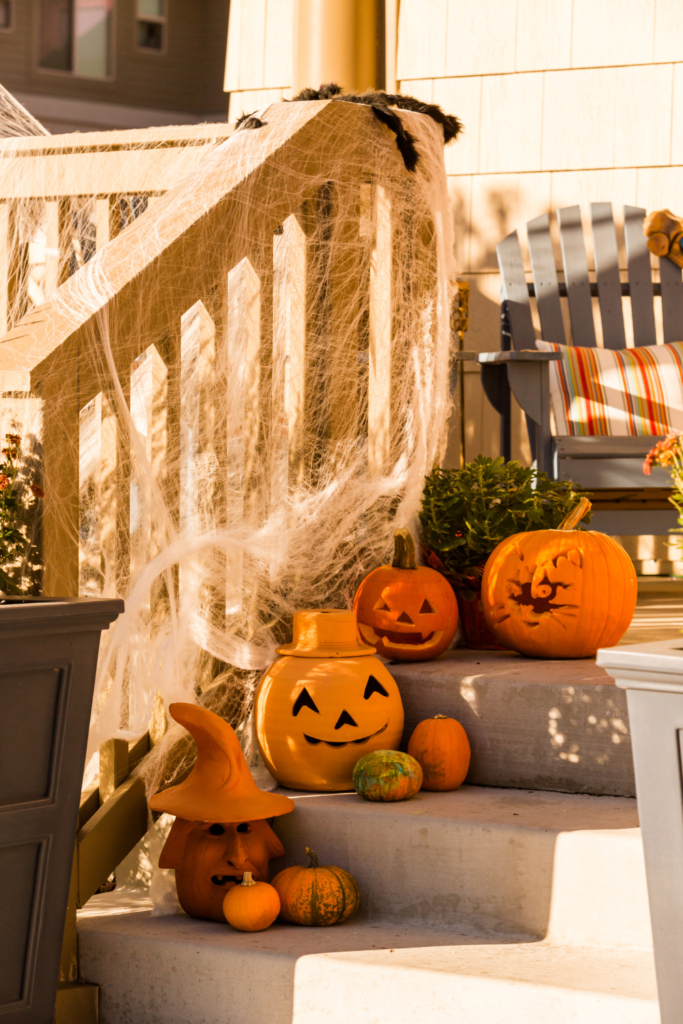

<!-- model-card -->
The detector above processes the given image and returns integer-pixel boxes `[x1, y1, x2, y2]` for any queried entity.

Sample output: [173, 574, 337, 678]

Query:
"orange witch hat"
[148, 703, 294, 822]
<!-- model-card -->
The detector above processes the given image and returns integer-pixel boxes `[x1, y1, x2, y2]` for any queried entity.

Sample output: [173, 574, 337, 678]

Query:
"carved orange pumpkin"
[407, 715, 470, 791]
[160, 817, 284, 922]
[255, 610, 404, 792]
[272, 847, 360, 926]
[481, 498, 637, 659]
[223, 872, 281, 932]
[150, 704, 294, 922]
[353, 529, 458, 661]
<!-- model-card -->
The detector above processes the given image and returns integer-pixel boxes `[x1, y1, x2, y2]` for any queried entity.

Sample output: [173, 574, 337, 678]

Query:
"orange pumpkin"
[353, 529, 458, 661]
[223, 872, 281, 932]
[255, 610, 404, 792]
[271, 847, 360, 926]
[407, 715, 470, 791]
[481, 498, 637, 659]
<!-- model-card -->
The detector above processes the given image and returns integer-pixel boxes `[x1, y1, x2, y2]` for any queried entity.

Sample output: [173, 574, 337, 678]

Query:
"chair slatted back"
[624, 205, 657, 346]
[558, 205, 597, 347]
[497, 203, 683, 350]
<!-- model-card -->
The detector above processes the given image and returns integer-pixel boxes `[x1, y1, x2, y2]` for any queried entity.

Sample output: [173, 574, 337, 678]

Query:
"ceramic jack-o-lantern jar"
[255, 609, 404, 792]
[481, 497, 637, 659]
[149, 703, 294, 922]
[353, 528, 459, 660]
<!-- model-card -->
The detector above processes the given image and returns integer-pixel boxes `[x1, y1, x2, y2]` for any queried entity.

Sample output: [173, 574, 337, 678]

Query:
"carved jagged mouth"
[359, 624, 443, 647]
[304, 721, 388, 748]
[210, 874, 243, 887]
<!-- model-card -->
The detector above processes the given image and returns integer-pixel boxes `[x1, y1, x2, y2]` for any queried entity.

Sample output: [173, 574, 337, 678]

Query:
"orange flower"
[644, 432, 683, 474]
[5, 434, 20, 445]
[31, 484, 45, 499]
[0, 474, 10, 490]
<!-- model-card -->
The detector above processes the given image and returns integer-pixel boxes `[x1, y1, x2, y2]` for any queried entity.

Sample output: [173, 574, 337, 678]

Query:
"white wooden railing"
[0, 121, 234, 336]
[0, 100, 436, 605]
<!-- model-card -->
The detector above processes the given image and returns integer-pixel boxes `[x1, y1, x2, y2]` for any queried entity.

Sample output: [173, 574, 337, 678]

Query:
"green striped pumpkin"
[352, 749, 423, 801]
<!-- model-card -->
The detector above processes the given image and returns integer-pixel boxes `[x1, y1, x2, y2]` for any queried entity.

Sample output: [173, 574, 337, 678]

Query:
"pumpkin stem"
[392, 528, 417, 570]
[305, 846, 319, 868]
[241, 872, 256, 886]
[557, 496, 592, 532]
[434, 714, 448, 719]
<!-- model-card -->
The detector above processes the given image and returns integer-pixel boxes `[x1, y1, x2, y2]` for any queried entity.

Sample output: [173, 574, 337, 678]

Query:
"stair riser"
[391, 656, 635, 797]
[79, 921, 659, 1024]
[81, 930, 294, 1024]
[272, 792, 651, 948]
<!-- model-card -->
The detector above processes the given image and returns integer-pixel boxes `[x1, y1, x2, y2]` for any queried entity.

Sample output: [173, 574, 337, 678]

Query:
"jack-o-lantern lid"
[149, 703, 294, 822]
[276, 609, 376, 658]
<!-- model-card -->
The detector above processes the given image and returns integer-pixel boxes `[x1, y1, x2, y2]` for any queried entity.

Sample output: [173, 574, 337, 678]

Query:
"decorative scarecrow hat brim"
[276, 608, 376, 658]
[148, 703, 294, 822]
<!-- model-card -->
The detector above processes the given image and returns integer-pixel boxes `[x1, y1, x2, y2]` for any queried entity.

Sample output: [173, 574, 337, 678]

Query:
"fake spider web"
[0, 90, 458, 806]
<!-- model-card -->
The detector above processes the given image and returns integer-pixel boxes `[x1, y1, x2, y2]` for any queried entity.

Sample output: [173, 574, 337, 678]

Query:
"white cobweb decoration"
[0, 94, 458, 797]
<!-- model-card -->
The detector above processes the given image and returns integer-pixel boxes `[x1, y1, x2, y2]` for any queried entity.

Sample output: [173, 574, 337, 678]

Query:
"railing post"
[0, 202, 8, 336]
[225, 258, 261, 616]
[368, 183, 392, 476]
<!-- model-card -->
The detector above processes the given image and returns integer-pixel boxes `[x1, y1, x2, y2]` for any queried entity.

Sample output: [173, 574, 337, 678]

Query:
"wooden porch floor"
[621, 580, 683, 644]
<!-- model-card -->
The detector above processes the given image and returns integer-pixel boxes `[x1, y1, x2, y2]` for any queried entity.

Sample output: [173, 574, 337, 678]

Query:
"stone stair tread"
[79, 890, 658, 1024]
[276, 783, 639, 831]
[390, 650, 635, 796]
[267, 786, 648, 947]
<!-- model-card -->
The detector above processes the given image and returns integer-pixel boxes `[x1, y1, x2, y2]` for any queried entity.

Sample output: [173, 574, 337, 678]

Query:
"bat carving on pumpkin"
[149, 703, 294, 922]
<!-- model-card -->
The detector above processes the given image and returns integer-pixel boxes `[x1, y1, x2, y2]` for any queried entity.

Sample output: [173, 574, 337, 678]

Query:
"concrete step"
[78, 891, 659, 1024]
[390, 650, 635, 797]
[270, 786, 650, 948]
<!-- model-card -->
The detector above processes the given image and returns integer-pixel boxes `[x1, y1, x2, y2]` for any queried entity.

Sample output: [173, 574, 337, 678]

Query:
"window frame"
[34, 0, 116, 82]
[135, 0, 166, 56]
[0, 0, 14, 32]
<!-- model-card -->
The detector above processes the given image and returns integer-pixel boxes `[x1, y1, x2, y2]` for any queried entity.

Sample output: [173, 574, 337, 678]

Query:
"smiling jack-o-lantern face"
[354, 530, 458, 661]
[159, 817, 284, 921]
[255, 655, 404, 791]
[481, 518, 637, 659]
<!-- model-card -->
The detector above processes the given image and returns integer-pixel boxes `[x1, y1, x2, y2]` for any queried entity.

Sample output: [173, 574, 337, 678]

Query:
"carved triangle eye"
[419, 599, 436, 614]
[373, 597, 390, 611]
[292, 687, 320, 716]
[364, 675, 389, 699]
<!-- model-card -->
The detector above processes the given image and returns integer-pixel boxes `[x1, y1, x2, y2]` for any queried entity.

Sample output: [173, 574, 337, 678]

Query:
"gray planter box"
[0, 597, 123, 1024]
[597, 638, 683, 1024]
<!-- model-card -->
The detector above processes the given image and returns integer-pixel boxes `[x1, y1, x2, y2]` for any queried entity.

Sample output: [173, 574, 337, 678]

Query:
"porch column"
[293, 0, 382, 94]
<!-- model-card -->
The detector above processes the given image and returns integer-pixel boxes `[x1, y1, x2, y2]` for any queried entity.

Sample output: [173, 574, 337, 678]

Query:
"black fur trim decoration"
[291, 83, 462, 172]
[235, 83, 462, 172]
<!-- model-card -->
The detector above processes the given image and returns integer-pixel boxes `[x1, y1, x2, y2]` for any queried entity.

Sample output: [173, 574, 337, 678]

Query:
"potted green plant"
[418, 456, 588, 648]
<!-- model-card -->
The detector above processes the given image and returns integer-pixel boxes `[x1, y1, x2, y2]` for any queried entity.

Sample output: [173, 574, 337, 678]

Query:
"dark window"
[38, 0, 112, 77]
[137, 0, 165, 51]
[39, 0, 73, 70]
[0, 1, 13, 30]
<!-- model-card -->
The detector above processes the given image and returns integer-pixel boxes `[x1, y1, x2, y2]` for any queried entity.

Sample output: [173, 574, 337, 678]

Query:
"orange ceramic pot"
[255, 610, 404, 792]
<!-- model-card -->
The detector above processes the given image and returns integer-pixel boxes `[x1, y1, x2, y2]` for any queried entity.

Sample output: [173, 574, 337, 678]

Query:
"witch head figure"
[149, 702, 294, 922]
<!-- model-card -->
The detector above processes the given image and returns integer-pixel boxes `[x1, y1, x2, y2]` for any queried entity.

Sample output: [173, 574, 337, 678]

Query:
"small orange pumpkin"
[271, 847, 360, 926]
[223, 872, 281, 932]
[354, 529, 458, 661]
[407, 715, 471, 791]
[481, 498, 637, 659]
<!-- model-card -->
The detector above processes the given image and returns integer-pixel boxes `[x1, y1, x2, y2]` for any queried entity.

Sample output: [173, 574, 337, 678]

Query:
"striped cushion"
[536, 339, 683, 436]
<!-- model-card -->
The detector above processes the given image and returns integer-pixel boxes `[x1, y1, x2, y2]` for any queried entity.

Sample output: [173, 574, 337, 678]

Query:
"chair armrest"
[477, 350, 561, 363]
